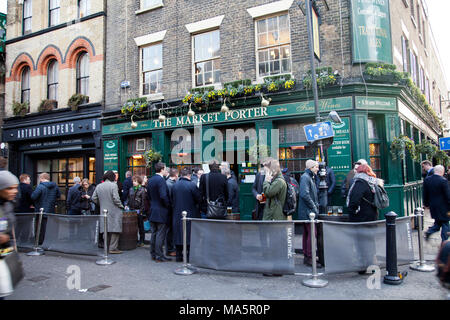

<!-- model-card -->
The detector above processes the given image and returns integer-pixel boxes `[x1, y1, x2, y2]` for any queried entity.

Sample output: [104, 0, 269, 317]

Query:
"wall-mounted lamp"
[260, 93, 272, 107]
[187, 103, 195, 117]
[131, 114, 138, 129]
[158, 108, 166, 122]
[221, 97, 234, 113]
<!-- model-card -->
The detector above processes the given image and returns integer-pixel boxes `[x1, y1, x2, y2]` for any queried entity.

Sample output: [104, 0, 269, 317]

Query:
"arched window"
[47, 60, 58, 100]
[21, 66, 31, 108]
[76, 52, 89, 96]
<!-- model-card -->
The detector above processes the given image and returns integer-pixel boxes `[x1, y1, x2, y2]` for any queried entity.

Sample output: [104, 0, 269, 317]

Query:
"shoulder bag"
[205, 174, 227, 219]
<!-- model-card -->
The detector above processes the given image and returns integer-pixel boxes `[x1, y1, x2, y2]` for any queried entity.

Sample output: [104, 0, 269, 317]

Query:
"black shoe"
[263, 273, 274, 277]
[154, 258, 165, 263]
[424, 232, 431, 241]
[151, 255, 156, 261]
[176, 257, 183, 262]
[358, 270, 366, 275]
[162, 256, 172, 261]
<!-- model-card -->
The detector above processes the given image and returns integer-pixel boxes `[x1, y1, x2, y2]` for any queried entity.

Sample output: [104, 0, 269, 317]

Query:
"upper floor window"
[47, 60, 59, 100]
[410, 0, 415, 18]
[23, 0, 32, 35]
[141, 0, 162, 9]
[410, 51, 418, 85]
[401, 36, 409, 73]
[49, 0, 60, 27]
[78, 0, 90, 18]
[256, 14, 292, 78]
[21, 67, 31, 107]
[193, 30, 220, 87]
[142, 43, 163, 95]
[76, 52, 89, 96]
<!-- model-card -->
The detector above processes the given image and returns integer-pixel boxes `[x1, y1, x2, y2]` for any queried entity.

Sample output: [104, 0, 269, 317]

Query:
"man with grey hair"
[67, 176, 82, 215]
[220, 161, 237, 183]
[298, 159, 321, 267]
[423, 164, 450, 242]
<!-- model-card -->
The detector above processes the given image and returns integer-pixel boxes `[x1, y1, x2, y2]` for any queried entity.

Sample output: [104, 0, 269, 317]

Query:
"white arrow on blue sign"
[439, 137, 450, 151]
[303, 121, 335, 142]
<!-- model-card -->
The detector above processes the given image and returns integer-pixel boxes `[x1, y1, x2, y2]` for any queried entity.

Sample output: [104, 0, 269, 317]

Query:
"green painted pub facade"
[101, 81, 440, 220]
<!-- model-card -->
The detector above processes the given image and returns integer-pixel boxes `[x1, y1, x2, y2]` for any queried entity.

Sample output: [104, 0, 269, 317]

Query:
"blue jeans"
[427, 220, 450, 242]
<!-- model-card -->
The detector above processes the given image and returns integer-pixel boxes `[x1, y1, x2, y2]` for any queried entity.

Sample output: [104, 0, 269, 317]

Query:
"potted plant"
[143, 148, 163, 167]
[12, 101, 29, 116]
[390, 135, 415, 160]
[38, 99, 58, 112]
[414, 140, 437, 162]
[68, 94, 89, 111]
[363, 63, 405, 84]
[303, 67, 337, 90]
[121, 97, 148, 116]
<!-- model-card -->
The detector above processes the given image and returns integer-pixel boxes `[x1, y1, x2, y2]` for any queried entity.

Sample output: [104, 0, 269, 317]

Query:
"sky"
[0, 1, 448, 89]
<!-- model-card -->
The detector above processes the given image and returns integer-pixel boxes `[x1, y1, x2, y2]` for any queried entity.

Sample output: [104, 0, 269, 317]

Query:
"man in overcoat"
[147, 162, 171, 262]
[91, 171, 124, 254]
[423, 165, 450, 242]
[171, 168, 201, 262]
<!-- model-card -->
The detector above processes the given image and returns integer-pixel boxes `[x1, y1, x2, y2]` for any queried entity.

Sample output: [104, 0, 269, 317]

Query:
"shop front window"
[368, 117, 382, 179]
[126, 137, 152, 177]
[169, 130, 201, 173]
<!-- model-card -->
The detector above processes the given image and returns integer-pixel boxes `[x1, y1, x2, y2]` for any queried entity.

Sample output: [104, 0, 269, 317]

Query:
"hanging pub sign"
[351, 0, 393, 64]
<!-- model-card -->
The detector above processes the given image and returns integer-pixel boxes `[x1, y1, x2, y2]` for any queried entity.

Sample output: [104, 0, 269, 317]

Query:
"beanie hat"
[305, 160, 318, 169]
[0, 171, 19, 190]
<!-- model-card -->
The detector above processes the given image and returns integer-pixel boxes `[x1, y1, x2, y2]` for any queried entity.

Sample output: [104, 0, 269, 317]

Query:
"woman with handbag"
[127, 175, 148, 247]
[80, 179, 96, 215]
[0, 171, 22, 299]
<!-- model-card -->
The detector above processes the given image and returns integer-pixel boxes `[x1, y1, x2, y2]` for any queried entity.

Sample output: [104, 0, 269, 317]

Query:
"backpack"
[360, 181, 389, 210]
[282, 175, 297, 216]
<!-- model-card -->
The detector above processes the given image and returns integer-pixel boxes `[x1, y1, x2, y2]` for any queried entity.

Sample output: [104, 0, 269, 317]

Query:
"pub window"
[23, 0, 32, 35]
[126, 137, 152, 177]
[21, 67, 31, 109]
[256, 13, 291, 78]
[76, 52, 89, 96]
[193, 29, 220, 87]
[49, 0, 60, 27]
[368, 117, 382, 179]
[47, 59, 58, 101]
[278, 122, 316, 181]
[169, 130, 201, 173]
[78, 0, 89, 18]
[142, 43, 163, 95]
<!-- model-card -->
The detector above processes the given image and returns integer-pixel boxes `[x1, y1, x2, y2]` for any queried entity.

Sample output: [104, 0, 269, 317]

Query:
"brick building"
[2, 0, 105, 213]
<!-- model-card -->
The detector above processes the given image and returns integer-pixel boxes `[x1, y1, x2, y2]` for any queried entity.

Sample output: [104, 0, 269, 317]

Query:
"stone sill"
[135, 3, 164, 15]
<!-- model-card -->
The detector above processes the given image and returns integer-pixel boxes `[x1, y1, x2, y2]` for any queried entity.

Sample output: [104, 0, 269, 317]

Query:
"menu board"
[327, 117, 352, 185]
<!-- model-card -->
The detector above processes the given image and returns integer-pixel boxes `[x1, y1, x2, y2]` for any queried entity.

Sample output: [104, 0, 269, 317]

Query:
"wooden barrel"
[118, 211, 138, 250]
[226, 213, 240, 220]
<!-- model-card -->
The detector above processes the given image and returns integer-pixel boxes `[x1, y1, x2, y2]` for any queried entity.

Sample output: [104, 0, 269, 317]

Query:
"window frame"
[23, 0, 32, 35]
[76, 52, 89, 96]
[140, 42, 163, 98]
[192, 29, 221, 88]
[137, 0, 164, 14]
[255, 13, 292, 81]
[21, 66, 31, 109]
[78, 0, 89, 18]
[367, 116, 384, 180]
[49, 0, 60, 27]
[47, 59, 59, 101]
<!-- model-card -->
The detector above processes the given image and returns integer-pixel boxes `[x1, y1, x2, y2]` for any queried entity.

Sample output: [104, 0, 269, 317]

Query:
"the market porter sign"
[351, 0, 392, 64]
[103, 97, 352, 135]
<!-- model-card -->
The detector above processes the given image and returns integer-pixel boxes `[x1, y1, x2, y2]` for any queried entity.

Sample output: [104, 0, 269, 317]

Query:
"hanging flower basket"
[143, 148, 162, 167]
[12, 101, 29, 116]
[390, 135, 415, 161]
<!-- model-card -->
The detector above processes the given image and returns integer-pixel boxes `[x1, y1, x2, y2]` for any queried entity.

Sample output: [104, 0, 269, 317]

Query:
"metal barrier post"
[175, 211, 197, 275]
[384, 212, 403, 285]
[96, 210, 115, 265]
[27, 208, 45, 256]
[302, 213, 328, 288]
[410, 208, 435, 272]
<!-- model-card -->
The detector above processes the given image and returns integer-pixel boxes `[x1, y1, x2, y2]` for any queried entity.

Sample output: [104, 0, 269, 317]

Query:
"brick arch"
[64, 37, 96, 69]
[8, 52, 35, 82]
[36, 45, 64, 76]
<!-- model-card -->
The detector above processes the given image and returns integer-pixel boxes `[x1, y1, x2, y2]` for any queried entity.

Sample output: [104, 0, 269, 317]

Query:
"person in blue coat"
[171, 168, 202, 262]
[423, 165, 450, 242]
[147, 162, 171, 262]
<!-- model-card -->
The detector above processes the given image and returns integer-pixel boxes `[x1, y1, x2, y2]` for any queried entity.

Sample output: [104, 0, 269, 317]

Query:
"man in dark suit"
[15, 173, 34, 213]
[423, 165, 450, 242]
[147, 162, 171, 262]
[121, 171, 133, 205]
[199, 159, 228, 218]
[421, 160, 434, 179]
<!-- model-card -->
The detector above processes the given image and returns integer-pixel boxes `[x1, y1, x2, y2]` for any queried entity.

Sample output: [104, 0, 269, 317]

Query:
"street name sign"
[304, 121, 334, 142]
[439, 137, 450, 151]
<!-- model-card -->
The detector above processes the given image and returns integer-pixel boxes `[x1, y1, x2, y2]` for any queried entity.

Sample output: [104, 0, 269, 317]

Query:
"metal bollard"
[302, 212, 328, 288]
[96, 210, 115, 265]
[384, 212, 403, 285]
[174, 211, 197, 275]
[27, 208, 45, 256]
[410, 208, 435, 272]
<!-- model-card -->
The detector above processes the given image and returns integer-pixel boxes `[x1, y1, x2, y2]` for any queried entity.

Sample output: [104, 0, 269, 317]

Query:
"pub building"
[2, 104, 103, 214]
[102, 0, 448, 220]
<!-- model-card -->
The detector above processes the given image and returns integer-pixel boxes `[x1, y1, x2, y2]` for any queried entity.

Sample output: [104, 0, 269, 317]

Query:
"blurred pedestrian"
[121, 171, 133, 205]
[0, 171, 20, 299]
[147, 162, 171, 262]
[298, 160, 320, 267]
[80, 179, 96, 215]
[423, 165, 450, 243]
[66, 177, 82, 215]
[220, 161, 237, 183]
[0, 157, 6, 171]
[341, 159, 367, 199]
[252, 161, 267, 220]
[127, 175, 148, 247]
[91, 171, 124, 254]
[191, 167, 203, 188]
[421, 160, 434, 179]
[15, 174, 34, 213]
[200, 159, 228, 219]
[436, 240, 450, 291]
[31, 173, 60, 245]
[172, 168, 201, 262]
[224, 167, 240, 213]
[165, 168, 178, 257]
